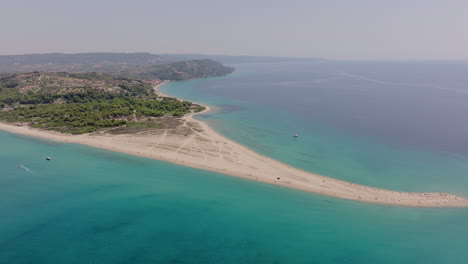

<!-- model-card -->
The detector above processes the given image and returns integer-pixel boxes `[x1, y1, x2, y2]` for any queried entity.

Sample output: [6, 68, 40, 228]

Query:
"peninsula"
[0, 53, 467, 207]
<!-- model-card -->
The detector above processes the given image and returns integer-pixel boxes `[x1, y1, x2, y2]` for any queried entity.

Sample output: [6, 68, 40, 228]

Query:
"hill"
[124, 59, 235, 80]
[0, 52, 167, 73]
[0, 72, 202, 134]
[159, 54, 327, 64]
[0, 53, 235, 81]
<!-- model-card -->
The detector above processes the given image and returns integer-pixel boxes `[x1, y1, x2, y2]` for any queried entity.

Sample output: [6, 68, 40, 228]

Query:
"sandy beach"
[1, 85, 467, 208]
[153, 80, 171, 97]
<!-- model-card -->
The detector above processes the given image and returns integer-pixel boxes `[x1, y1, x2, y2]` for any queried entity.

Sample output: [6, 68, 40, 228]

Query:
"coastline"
[1, 83, 468, 208]
[153, 80, 171, 97]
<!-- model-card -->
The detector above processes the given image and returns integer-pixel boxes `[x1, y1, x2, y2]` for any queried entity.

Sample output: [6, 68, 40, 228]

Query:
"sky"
[1, 0, 467, 60]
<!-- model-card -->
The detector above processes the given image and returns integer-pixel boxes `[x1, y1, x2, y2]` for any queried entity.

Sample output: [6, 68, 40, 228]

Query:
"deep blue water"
[167, 61, 468, 155]
[2, 60, 468, 263]
[162, 61, 468, 194]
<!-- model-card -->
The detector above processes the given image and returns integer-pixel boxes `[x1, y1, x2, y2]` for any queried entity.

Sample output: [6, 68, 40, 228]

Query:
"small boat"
[293, 133, 299, 138]
[46, 156, 51, 161]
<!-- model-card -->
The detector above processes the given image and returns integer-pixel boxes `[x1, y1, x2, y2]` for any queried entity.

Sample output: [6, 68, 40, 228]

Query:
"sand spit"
[1, 87, 467, 208]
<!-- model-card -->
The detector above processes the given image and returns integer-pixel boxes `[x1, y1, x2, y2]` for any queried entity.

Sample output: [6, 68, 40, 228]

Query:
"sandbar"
[1, 84, 467, 208]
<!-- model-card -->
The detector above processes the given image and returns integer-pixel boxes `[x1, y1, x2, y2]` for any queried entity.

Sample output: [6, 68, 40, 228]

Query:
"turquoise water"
[2, 131, 468, 263]
[2, 60, 468, 263]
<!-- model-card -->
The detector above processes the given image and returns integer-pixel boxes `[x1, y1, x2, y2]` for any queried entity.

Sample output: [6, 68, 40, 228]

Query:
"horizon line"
[1, 51, 468, 63]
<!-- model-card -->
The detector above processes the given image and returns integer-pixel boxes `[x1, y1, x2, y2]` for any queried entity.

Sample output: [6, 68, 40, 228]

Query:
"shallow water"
[2, 131, 468, 263]
[2, 60, 468, 263]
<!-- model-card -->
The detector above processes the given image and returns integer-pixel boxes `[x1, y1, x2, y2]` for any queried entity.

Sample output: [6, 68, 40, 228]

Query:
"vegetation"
[0, 53, 235, 81]
[0, 54, 235, 134]
[0, 72, 199, 134]
[0, 53, 165, 73]
[194, 105, 206, 113]
[126, 59, 235, 80]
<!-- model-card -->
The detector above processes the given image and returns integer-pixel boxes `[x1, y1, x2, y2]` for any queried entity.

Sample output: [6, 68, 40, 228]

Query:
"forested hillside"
[0, 53, 166, 73]
[0, 53, 235, 81]
[126, 59, 235, 80]
[0, 72, 202, 134]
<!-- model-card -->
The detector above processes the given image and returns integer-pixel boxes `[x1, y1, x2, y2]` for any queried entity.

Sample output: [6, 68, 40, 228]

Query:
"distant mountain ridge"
[123, 59, 235, 81]
[0, 52, 167, 73]
[0, 52, 164, 65]
[159, 54, 327, 64]
[0, 53, 235, 81]
[0, 52, 326, 76]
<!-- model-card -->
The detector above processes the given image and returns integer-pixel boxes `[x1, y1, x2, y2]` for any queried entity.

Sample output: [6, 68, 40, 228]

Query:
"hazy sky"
[1, 0, 467, 60]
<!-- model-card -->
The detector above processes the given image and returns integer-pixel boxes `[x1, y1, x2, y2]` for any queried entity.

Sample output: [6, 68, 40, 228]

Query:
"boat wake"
[18, 164, 32, 173]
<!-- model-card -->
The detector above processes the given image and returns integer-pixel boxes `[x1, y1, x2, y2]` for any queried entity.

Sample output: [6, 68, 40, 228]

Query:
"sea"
[1, 60, 468, 263]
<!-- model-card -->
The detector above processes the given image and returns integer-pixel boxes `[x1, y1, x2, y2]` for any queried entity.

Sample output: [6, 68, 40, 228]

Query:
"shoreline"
[153, 80, 171, 97]
[1, 84, 468, 208]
